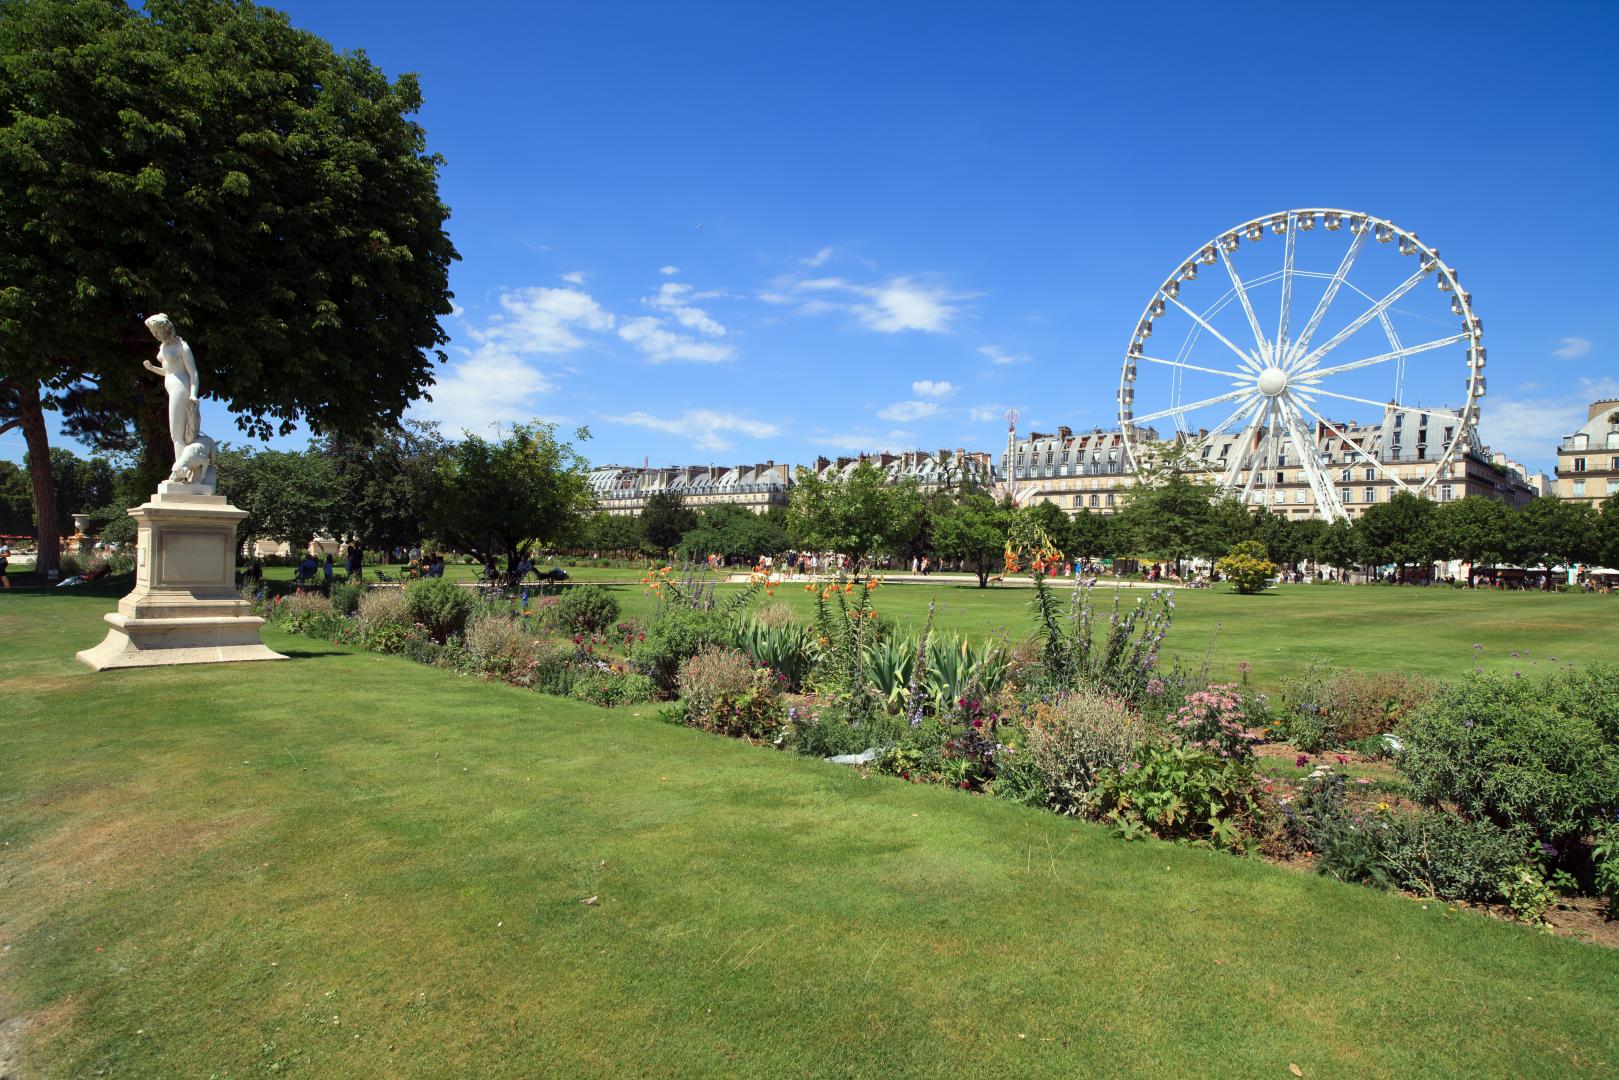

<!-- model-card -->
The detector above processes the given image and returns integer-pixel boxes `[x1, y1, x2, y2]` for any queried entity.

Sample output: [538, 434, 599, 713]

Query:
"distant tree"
[931, 494, 1013, 587]
[0, 0, 458, 572]
[1356, 492, 1437, 577]
[216, 446, 338, 554]
[1425, 496, 1512, 582]
[787, 462, 918, 564]
[1067, 508, 1117, 562]
[1313, 517, 1360, 579]
[677, 503, 789, 562]
[1516, 497, 1601, 575]
[578, 511, 646, 557]
[1600, 493, 1619, 570]
[320, 421, 449, 554]
[641, 492, 698, 554]
[1117, 444, 1222, 576]
[431, 424, 591, 571]
[1216, 539, 1278, 594]
[0, 459, 31, 535]
[1209, 497, 1258, 552]
[1288, 518, 1326, 571]
[1022, 501, 1073, 557]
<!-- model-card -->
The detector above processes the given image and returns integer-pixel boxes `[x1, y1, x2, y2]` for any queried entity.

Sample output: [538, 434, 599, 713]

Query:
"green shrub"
[405, 576, 473, 642]
[734, 618, 815, 692]
[1593, 822, 1619, 918]
[464, 612, 538, 682]
[676, 646, 784, 739]
[1014, 691, 1147, 815]
[532, 642, 582, 696]
[328, 579, 365, 616]
[554, 585, 620, 634]
[1379, 810, 1534, 902]
[631, 606, 730, 694]
[271, 591, 341, 638]
[1087, 741, 1268, 851]
[1539, 660, 1619, 745]
[569, 667, 657, 708]
[354, 588, 417, 653]
[1216, 540, 1277, 594]
[1277, 660, 1436, 752]
[1396, 672, 1619, 850]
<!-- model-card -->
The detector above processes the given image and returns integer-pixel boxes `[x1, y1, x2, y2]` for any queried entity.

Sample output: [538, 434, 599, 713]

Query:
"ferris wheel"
[1118, 209, 1486, 522]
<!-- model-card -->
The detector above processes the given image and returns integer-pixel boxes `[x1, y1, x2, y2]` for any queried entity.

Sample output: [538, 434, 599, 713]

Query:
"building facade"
[1003, 407, 1536, 518]
[1553, 399, 1619, 508]
[808, 449, 997, 492]
[587, 462, 793, 516]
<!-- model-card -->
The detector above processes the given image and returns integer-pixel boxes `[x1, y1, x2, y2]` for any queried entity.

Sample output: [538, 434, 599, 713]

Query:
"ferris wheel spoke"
[1277, 397, 1340, 518]
[1218, 246, 1270, 356]
[1290, 396, 1414, 493]
[1237, 404, 1270, 504]
[1291, 266, 1429, 374]
[1136, 354, 1250, 380]
[1130, 386, 1253, 425]
[1290, 226, 1370, 361]
[1163, 292, 1257, 367]
[1297, 332, 1471, 383]
[1294, 385, 1467, 425]
[1220, 401, 1267, 492]
[1275, 213, 1297, 357]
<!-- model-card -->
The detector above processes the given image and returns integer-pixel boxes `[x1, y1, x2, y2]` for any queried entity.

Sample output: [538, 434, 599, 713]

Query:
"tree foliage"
[931, 493, 1013, 587]
[0, 0, 458, 566]
[432, 422, 591, 569]
[787, 462, 919, 561]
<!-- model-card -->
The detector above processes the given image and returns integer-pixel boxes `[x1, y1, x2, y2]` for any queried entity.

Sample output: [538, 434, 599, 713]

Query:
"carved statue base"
[77, 491, 286, 670]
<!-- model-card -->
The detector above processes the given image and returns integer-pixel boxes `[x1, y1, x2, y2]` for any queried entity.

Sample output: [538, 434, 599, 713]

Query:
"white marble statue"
[143, 313, 214, 490]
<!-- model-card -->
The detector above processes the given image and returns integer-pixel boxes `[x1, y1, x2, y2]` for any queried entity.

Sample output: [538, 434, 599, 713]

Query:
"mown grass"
[1, 586, 1616, 1077]
[612, 579, 1618, 691]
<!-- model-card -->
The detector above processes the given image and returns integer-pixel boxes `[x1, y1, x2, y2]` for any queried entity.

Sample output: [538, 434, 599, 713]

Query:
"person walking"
[0, 540, 10, 589]
[345, 544, 363, 580]
[322, 553, 335, 584]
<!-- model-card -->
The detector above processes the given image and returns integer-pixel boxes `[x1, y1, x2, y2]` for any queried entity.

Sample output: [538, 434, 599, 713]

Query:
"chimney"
[1058, 426, 1072, 440]
[1590, 399, 1619, 421]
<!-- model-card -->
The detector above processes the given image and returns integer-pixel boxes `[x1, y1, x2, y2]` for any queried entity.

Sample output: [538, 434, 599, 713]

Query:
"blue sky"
[9, 0, 1617, 475]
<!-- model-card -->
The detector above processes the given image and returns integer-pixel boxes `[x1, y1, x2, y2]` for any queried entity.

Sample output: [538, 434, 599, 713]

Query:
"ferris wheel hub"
[1256, 366, 1289, 398]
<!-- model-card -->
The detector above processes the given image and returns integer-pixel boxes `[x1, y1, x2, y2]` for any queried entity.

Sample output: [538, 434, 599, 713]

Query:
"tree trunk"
[17, 382, 60, 578]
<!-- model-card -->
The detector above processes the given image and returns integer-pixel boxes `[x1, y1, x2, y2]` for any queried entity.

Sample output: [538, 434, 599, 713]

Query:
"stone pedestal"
[76, 490, 286, 670]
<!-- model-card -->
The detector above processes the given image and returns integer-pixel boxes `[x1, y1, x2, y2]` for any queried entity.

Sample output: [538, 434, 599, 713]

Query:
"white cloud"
[877, 400, 941, 423]
[618, 316, 734, 363]
[416, 286, 613, 432]
[449, 302, 465, 318]
[644, 281, 728, 337]
[561, 271, 588, 285]
[911, 380, 956, 399]
[968, 403, 1016, 423]
[810, 429, 917, 451]
[1478, 376, 1619, 467]
[979, 344, 1030, 365]
[470, 287, 613, 355]
[1553, 336, 1592, 359]
[802, 246, 836, 268]
[659, 265, 681, 276]
[765, 273, 969, 334]
[417, 351, 557, 434]
[607, 408, 778, 451]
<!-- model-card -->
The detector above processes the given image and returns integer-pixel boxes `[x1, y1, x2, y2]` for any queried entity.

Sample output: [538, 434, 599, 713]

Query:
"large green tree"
[1355, 492, 1438, 577]
[677, 503, 789, 562]
[1117, 444, 1222, 576]
[787, 462, 919, 564]
[215, 445, 338, 554]
[0, 0, 458, 573]
[931, 493, 1012, 587]
[1425, 496, 1513, 581]
[319, 420, 448, 554]
[640, 492, 697, 554]
[432, 423, 592, 571]
[1516, 497, 1601, 575]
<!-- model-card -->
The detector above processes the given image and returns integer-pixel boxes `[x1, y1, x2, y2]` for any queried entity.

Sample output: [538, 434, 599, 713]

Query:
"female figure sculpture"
[143, 313, 200, 466]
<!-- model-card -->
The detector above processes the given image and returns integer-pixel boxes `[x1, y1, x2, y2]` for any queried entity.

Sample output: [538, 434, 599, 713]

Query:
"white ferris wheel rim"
[1117, 208, 1486, 522]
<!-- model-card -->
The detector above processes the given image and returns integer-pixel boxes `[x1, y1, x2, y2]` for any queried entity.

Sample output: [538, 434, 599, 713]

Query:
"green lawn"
[610, 579, 1617, 691]
[2, 587, 1616, 1077]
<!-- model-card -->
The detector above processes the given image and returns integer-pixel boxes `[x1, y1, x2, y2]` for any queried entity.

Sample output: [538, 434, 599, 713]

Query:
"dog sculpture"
[169, 433, 219, 489]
